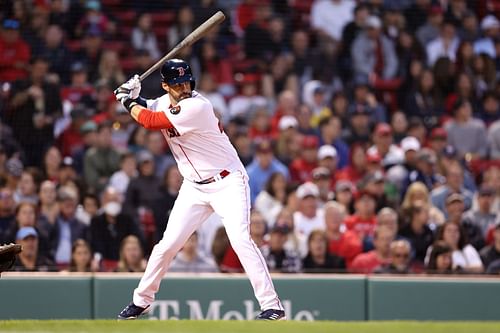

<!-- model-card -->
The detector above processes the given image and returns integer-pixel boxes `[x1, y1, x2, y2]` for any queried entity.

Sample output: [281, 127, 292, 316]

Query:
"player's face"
[164, 81, 192, 104]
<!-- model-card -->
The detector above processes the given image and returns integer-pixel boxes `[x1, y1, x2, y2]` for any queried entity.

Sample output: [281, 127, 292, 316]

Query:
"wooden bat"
[139, 11, 226, 82]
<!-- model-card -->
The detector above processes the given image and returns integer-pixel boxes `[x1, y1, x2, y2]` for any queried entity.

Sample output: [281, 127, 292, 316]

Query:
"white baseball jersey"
[146, 91, 246, 182]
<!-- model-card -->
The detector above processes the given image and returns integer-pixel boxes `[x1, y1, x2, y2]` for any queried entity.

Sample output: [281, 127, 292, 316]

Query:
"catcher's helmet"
[160, 59, 196, 89]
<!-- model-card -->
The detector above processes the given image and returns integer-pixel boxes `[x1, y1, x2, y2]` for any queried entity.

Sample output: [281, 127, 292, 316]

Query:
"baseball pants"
[133, 170, 284, 311]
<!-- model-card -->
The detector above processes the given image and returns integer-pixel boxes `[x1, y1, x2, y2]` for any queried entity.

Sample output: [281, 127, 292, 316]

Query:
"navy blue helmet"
[160, 59, 195, 89]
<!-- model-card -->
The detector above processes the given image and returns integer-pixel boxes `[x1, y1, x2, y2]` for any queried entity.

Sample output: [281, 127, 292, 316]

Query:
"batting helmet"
[160, 59, 196, 89]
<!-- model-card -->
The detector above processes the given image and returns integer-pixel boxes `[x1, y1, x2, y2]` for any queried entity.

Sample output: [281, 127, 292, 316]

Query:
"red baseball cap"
[374, 123, 392, 136]
[302, 135, 319, 149]
[366, 151, 382, 163]
[430, 127, 447, 140]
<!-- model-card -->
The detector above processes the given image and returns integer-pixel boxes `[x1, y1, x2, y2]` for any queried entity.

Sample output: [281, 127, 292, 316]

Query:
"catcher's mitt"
[0, 243, 22, 272]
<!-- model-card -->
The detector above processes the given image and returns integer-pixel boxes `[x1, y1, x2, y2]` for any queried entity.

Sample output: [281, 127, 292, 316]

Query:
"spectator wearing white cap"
[317, 144, 339, 188]
[275, 115, 299, 166]
[474, 15, 500, 58]
[351, 15, 398, 81]
[318, 115, 350, 169]
[293, 182, 325, 257]
[387, 136, 421, 193]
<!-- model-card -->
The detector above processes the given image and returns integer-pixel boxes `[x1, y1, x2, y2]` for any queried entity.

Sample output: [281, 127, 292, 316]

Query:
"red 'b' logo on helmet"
[177, 67, 185, 76]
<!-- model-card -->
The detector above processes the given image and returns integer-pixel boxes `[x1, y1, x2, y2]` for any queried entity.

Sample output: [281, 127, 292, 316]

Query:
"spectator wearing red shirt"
[345, 190, 377, 238]
[289, 135, 319, 183]
[0, 19, 30, 83]
[350, 225, 395, 274]
[59, 62, 96, 108]
[324, 201, 362, 268]
[336, 143, 368, 184]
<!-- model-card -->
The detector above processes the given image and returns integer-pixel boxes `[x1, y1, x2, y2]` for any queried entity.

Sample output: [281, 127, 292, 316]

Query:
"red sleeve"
[137, 108, 176, 130]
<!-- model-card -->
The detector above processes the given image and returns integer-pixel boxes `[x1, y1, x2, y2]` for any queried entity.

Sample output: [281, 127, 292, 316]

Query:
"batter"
[114, 59, 285, 321]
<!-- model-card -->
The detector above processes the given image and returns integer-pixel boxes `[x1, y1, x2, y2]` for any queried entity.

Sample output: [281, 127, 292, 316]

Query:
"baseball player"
[114, 59, 285, 320]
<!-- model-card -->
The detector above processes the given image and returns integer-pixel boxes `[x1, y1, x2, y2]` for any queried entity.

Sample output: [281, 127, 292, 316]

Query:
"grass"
[1, 320, 500, 333]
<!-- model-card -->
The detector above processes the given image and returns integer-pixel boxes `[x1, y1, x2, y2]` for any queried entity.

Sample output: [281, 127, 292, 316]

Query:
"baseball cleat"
[255, 309, 286, 321]
[117, 302, 150, 320]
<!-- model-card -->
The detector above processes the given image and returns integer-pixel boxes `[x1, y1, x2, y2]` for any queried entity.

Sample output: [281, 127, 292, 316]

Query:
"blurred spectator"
[324, 200, 361, 268]
[76, 192, 100, 227]
[403, 69, 443, 129]
[402, 148, 439, 195]
[398, 200, 435, 268]
[480, 222, 500, 273]
[12, 227, 55, 272]
[170, 231, 218, 273]
[302, 229, 346, 273]
[167, 6, 194, 49]
[83, 121, 121, 194]
[426, 21, 460, 66]
[68, 239, 96, 272]
[344, 191, 377, 247]
[211, 226, 243, 273]
[336, 144, 368, 183]
[489, 119, 500, 159]
[0, 19, 30, 82]
[228, 74, 267, 119]
[437, 145, 477, 193]
[39, 24, 72, 85]
[4, 157, 23, 192]
[114, 235, 146, 273]
[5, 201, 49, 257]
[444, 99, 488, 159]
[427, 127, 448, 155]
[108, 152, 137, 198]
[311, 167, 334, 205]
[97, 50, 125, 89]
[474, 15, 500, 58]
[75, 0, 114, 39]
[38, 180, 59, 226]
[351, 15, 398, 81]
[293, 182, 325, 257]
[90, 186, 143, 269]
[479, 91, 499, 127]
[416, 5, 444, 46]
[349, 80, 387, 124]
[261, 223, 301, 273]
[57, 104, 93, 158]
[48, 186, 88, 268]
[73, 26, 104, 83]
[430, 221, 483, 273]
[318, 116, 349, 169]
[71, 120, 98, 174]
[248, 107, 273, 142]
[333, 180, 354, 214]
[0, 187, 16, 243]
[374, 239, 413, 274]
[131, 13, 160, 61]
[311, 0, 355, 44]
[14, 168, 40, 205]
[367, 123, 404, 168]
[430, 160, 473, 214]
[254, 172, 287, 228]
[7, 56, 61, 167]
[246, 139, 289, 205]
[243, 2, 274, 62]
[445, 192, 484, 251]
[249, 211, 267, 248]
[404, 0, 432, 32]
[262, 54, 299, 101]
[463, 185, 497, 238]
[350, 225, 394, 274]
[425, 240, 454, 274]
[145, 131, 175, 179]
[198, 73, 230, 121]
[289, 135, 319, 184]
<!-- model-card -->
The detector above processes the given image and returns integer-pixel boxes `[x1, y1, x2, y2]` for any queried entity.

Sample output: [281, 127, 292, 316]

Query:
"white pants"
[133, 170, 283, 311]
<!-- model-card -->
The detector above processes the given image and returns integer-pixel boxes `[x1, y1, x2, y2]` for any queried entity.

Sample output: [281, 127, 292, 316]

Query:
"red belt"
[195, 170, 230, 185]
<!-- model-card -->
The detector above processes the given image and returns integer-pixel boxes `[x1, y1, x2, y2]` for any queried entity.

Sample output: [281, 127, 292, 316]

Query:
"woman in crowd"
[429, 222, 484, 273]
[426, 241, 454, 274]
[68, 239, 95, 272]
[302, 229, 346, 273]
[400, 182, 444, 227]
[254, 172, 287, 228]
[115, 235, 147, 273]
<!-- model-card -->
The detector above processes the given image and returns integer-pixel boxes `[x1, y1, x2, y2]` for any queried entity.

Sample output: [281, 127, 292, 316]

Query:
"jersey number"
[164, 127, 180, 138]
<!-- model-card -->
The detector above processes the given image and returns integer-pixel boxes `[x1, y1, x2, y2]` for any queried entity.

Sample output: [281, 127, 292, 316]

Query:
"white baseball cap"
[278, 115, 298, 130]
[400, 136, 421, 152]
[365, 15, 382, 29]
[481, 15, 500, 31]
[296, 182, 320, 199]
[317, 145, 338, 160]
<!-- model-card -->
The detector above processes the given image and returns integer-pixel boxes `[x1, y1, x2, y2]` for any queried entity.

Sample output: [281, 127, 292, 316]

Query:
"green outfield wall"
[1, 273, 499, 321]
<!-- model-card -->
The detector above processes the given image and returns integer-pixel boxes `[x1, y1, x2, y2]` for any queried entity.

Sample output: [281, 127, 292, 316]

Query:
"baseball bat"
[139, 11, 226, 82]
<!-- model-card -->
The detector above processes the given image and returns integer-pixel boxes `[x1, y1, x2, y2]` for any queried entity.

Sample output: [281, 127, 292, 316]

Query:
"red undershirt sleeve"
[136, 108, 176, 130]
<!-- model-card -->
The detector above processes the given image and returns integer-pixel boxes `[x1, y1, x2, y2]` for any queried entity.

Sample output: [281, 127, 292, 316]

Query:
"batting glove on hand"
[115, 75, 142, 111]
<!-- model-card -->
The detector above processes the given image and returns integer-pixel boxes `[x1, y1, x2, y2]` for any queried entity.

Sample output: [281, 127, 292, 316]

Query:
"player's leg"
[209, 172, 285, 320]
[119, 183, 212, 319]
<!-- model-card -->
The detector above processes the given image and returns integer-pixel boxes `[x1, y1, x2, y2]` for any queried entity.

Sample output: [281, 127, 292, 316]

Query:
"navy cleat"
[255, 309, 286, 321]
[117, 302, 150, 320]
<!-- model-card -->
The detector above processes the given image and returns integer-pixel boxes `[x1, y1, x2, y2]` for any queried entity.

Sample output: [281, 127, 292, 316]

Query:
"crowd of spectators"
[0, 0, 500, 275]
